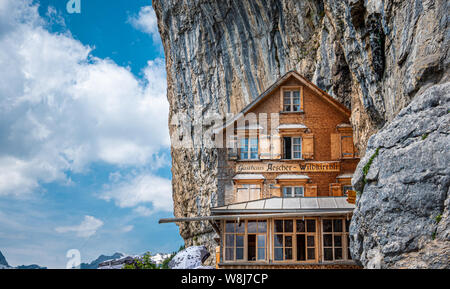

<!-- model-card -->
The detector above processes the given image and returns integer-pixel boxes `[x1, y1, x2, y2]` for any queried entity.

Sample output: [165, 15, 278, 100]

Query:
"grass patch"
[421, 133, 428, 140]
[362, 147, 380, 185]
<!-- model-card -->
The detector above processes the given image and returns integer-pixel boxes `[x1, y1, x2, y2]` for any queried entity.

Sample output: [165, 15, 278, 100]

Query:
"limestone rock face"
[153, 0, 449, 266]
[351, 83, 450, 268]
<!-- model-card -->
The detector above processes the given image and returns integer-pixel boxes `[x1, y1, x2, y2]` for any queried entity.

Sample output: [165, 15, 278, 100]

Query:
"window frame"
[321, 217, 351, 262]
[239, 137, 259, 160]
[282, 136, 302, 160]
[222, 220, 268, 263]
[282, 89, 302, 112]
[235, 183, 261, 203]
[272, 218, 318, 263]
[282, 186, 305, 198]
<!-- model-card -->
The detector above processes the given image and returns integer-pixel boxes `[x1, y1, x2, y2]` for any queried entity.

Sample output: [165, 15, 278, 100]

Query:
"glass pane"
[293, 105, 300, 112]
[296, 220, 305, 232]
[283, 137, 292, 159]
[324, 248, 333, 261]
[296, 234, 306, 261]
[250, 138, 258, 159]
[346, 219, 351, 232]
[334, 219, 343, 232]
[249, 188, 260, 201]
[293, 90, 300, 99]
[283, 187, 292, 197]
[257, 248, 265, 260]
[240, 138, 249, 159]
[335, 248, 342, 260]
[274, 220, 283, 232]
[274, 248, 283, 261]
[284, 220, 293, 232]
[247, 221, 257, 233]
[294, 187, 304, 197]
[307, 248, 315, 260]
[236, 235, 244, 247]
[323, 234, 332, 247]
[285, 235, 292, 247]
[257, 235, 265, 248]
[247, 235, 256, 261]
[236, 248, 244, 260]
[293, 151, 301, 159]
[225, 248, 234, 260]
[306, 220, 316, 232]
[293, 137, 301, 144]
[274, 234, 283, 247]
[307, 236, 315, 247]
[258, 221, 267, 233]
[225, 234, 235, 247]
[285, 248, 293, 260]
[237, 222, 245, 233]
[334, 235, 342, 247]
[284, 105, 291, 112]
[225, 221, 235, 233]
[323, 219, 332, 232]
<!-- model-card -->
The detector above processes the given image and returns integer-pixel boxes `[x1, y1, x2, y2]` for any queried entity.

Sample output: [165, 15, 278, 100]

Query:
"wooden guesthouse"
[160, 71, 360, 269]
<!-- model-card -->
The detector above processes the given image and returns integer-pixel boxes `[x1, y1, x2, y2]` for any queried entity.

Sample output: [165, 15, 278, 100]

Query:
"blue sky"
[0, 0, 183, 268]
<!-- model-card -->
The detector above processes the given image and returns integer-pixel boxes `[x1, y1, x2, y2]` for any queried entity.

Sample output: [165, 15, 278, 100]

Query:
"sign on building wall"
[236, 161, 340, 173]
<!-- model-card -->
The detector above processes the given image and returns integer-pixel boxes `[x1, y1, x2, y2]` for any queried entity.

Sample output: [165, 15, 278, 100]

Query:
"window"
[224, 220, 267, 262]
[240, 137, 258, 160]
[283, 90, 301, 112]
[224, 220, 245, 261]
[274, 219, 294, 261]
[247, 220, 267, 261]
[283, 136, 302, 159]
[322, 218, 350, 261]
[274, 218, 317, 262]
[236, 184, 261, 202]
[296, 219, 316, 261]
[282, 186, 304, 197]
[227, 135, 238, 160]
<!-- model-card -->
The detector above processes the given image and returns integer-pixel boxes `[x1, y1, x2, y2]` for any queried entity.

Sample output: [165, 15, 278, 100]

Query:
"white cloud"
[121, 225, 134, 233]
[100, 173, 173, 214]
[55, 215, 104, 238]
[128, 6, 161, 42]
[133, 206, 154, 216]
[0, 0, 171, 196]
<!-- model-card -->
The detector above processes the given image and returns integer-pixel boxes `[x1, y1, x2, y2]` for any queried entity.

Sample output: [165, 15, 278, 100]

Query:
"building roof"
[213, 70, 351, 134]
[211, 196, 354, 214]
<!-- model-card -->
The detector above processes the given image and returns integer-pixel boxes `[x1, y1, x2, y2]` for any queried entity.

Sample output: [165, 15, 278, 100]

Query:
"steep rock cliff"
[153, 0, 449, 266]
[351, 83, 449, 268]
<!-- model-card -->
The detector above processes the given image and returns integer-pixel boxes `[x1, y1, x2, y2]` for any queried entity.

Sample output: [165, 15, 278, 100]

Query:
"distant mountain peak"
[0, 250, 10, 267]
[80, 252, 125, 269]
